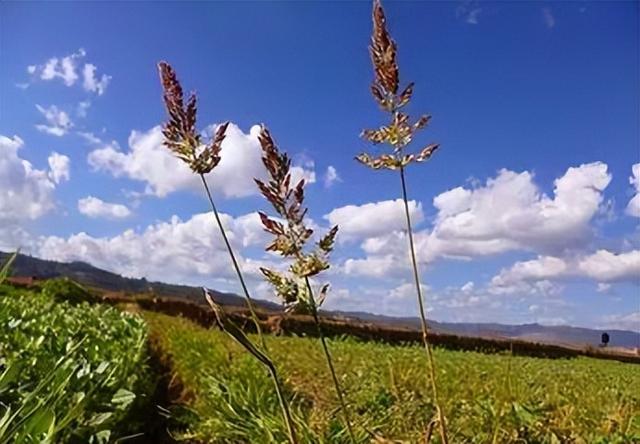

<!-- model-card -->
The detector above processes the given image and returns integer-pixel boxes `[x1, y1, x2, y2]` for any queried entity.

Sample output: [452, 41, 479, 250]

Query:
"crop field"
[144, 311, 640, 443]
[0, 281, 150, 443]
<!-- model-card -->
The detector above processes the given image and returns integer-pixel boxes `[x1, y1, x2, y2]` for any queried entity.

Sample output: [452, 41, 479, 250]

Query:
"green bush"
[0, 285, 149, 443]
[41, 277, 100, 305]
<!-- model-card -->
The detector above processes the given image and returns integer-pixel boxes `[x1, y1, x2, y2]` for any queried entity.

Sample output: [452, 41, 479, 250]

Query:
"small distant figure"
[601, 332, 610, 347]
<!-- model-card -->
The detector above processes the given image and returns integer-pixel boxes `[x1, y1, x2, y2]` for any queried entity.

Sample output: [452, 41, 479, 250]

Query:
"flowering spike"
[157, 61, 228, 175]
[255, 125, 338, 312]
[358, 1, 440, 171]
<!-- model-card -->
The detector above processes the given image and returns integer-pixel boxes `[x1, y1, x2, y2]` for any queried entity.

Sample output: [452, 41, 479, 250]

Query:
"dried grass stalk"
[356, 1, 449, 443]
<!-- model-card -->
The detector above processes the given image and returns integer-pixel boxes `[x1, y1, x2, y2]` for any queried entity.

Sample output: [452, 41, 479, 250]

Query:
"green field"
[1, 278, 638, 443]
[144, 311, 640, 443]
[0, 282, 150, 443]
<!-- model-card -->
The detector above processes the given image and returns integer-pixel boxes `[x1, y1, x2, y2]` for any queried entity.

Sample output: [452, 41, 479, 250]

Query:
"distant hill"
[0, 251, 281, 312]
[2, 251, 638, 349]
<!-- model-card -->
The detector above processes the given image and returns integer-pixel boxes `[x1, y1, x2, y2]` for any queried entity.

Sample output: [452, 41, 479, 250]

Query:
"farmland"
[0, 276, 638, 442]
[144, 311, 640, 443]
[0, 281, 151, 443]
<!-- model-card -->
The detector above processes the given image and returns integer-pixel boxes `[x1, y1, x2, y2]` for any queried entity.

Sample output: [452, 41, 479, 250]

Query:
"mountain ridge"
[2, 251, 638, 348]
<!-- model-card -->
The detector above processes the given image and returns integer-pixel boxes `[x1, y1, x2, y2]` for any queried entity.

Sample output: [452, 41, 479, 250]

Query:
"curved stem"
[399, 166, 448, 444]
[199, 174, 298, 444]
[304, 277, 356, 443]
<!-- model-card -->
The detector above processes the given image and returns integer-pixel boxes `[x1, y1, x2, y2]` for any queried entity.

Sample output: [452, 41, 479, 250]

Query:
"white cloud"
[420, 162, 611, 261]
[324, 199, 423, 241]
[39, 49, 85, 86]
[77, 131, 103, 145]
[88, 123, 315, 199]
[35, 105, 73, 136]
[577, 250, 640, 283]
[602, 312, 640, 332]
[490, 250, 640, 294]
[26, 49, 110, 95]
[542, 7, 555, 28]
[388, 282, 430, 303]
[78, 196, 131, 219]
[0, 135, 57, 226]
[47, 152, 70, 184]
[491, 256, 568, 289]
[290, 161, 316, 187]
[82, 64, 111, 95]
[337, 163, 612, 285]
[461, 281, 475, 293]
[323, 165, 341, 188]
[456, 1, 482, 25]
[343, 254, 405, 278]
[626, 163, 640, 217]
[37, 211, 268, 285]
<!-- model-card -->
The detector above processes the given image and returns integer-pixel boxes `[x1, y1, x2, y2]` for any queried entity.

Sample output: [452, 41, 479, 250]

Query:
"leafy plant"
[356, 1, 448, 442]
[157, 61, 298, 443]
[255, 126, 356, 442]
[0, 285, 148, 443]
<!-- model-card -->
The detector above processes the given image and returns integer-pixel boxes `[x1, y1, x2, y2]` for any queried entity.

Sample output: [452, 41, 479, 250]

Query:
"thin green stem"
[399, 166, 448, 444]
[304, 276, 357, 443]
[199, 174, 298, 444]
[200, 175, 266, 348]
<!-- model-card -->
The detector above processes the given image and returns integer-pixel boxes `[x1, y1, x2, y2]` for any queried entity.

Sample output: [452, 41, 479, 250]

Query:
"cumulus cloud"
[490, 250, 640, 294]
[88, 123, 315, 199]
[323, 165, 341, 188]
[420, 162, 611, 260]
[38, 48, 85, 86]
[340, 162, 611, 288]
[78, 196, 131, 219]
[47, 152, 70, 184]
[626, 163, 640, 217]
[37, 211, 269, 285]
[26, 49, 110, 95]
[343, 254, 406, 278]
[338, 163, 612, 282]
[324, 199, 423, 241]
[35, 105, 73, 136]
[577, 250, 640, 283]
[0, 135, 65, 250]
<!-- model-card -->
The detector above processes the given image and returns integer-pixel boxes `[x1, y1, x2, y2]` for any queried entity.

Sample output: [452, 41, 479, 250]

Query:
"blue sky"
[1, 0, 638, 330]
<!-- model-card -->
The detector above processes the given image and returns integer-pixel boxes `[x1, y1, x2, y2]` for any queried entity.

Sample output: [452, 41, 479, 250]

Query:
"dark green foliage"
[41, 277, 101, 305]
[0, 286, 149, 443]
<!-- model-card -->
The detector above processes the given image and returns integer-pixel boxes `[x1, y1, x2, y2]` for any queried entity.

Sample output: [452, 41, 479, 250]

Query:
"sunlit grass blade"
[0, 251, 18, 285]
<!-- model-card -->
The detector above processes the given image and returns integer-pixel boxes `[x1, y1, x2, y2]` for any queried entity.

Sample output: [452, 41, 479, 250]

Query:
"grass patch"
[145, 311, 640, 443]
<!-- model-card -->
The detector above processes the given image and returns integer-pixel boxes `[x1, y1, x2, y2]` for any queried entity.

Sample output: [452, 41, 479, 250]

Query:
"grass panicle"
[255, 125, 356, 442]
[158, 61, 298, 444]
[356, 1, 448, 442]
